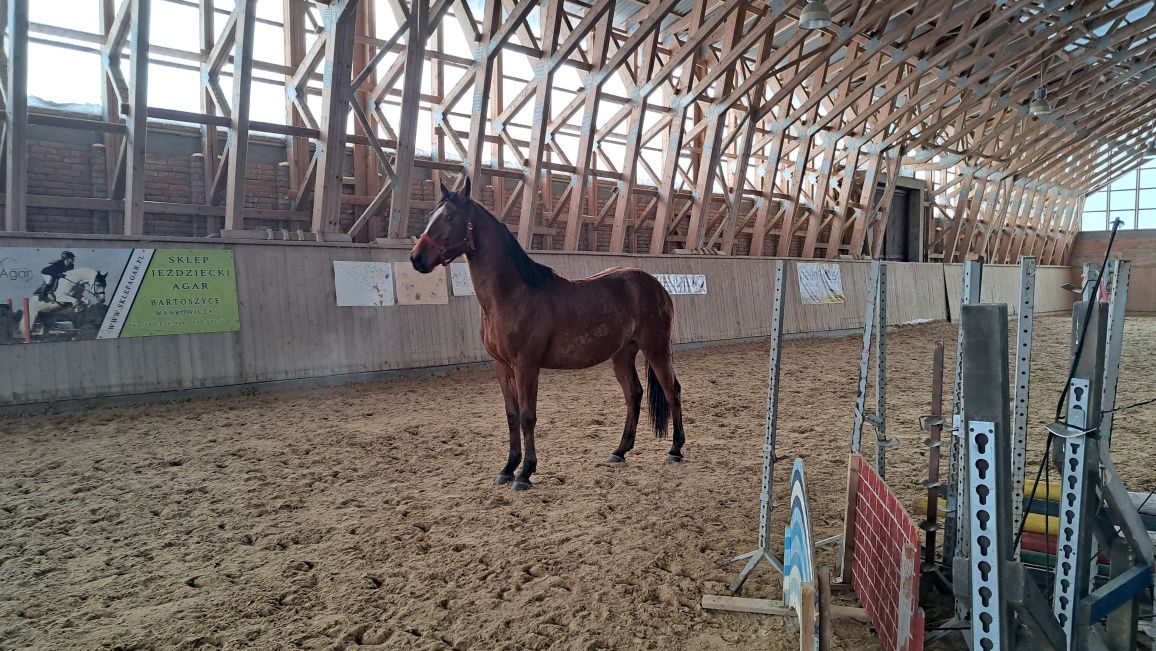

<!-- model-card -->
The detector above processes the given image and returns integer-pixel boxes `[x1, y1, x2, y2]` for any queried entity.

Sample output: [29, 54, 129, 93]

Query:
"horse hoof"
[511, 479, 533, 492]
[495, 474, 514, 485]
[606, 454, 626, 463]
[666, 454, 683, 463]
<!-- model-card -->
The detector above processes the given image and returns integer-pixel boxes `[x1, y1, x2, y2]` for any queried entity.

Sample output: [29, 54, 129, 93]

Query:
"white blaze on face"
[422, 203, 446, 237]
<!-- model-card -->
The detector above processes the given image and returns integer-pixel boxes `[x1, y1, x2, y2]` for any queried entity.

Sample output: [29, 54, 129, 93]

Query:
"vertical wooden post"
[429, 9, 443, 191]
[386, 0, 429, 239]
[608, 30, 658, 253]
[100, 0, 125, 220]
[311, 0, 358, 233]
[4, 0, 27, 232]
[684, 4, 746, 250]
[825, 143, 863, 258]
[200, 0, 219, 217]
[123, 0, 151, 235]
[466, 0, 503, 190]
[749, 89, 794, 256]
[224, 0, 257, 232]
[351, 1, 370, 204]
[283, 0, 308, 202]
[563, 4, 616, 251]
[868, 147, 904, 259]
[720, 31, 775, 255]
[650, 0, 706, 254]
[517, 0, 564, 248]
[489, 56, 505, 212]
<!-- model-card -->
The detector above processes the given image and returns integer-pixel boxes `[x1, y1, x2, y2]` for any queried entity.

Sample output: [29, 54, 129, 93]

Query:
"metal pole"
[1052, 300, 1107, 650]
[727, 259, 788, 593]
[920, 342, 946, 568]
[1100, 259, 1130, 448]
[851, 260, 880, 454]
[945, 259, 982, 613]
[1010, 256, 1036, 559]
[873, 262, 889, 478]
[960, 303, 1013, 651]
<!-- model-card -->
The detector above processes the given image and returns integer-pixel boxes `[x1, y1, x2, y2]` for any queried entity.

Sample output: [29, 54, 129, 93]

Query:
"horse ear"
[460, 176, 471, 200]
[439, 180, 451, 198]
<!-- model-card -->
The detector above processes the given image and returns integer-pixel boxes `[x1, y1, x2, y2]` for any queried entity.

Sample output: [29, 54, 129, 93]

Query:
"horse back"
[570, 266, 672, 314]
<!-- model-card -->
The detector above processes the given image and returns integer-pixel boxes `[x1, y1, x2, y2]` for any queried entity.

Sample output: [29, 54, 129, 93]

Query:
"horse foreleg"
[495, 362, 521, 485]
[511, 366, 540, 491]
[608, 344, 642, 463]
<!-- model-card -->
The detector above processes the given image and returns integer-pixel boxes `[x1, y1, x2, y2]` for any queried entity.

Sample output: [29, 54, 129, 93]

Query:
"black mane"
[449, 193, 557, 289]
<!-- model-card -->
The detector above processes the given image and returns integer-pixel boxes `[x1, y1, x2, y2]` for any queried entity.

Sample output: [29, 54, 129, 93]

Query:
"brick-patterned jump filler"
[841, 453, 925, 651]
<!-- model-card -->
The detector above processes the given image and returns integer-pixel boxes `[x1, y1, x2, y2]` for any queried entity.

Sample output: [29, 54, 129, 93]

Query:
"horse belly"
[540, 323, 629, 370]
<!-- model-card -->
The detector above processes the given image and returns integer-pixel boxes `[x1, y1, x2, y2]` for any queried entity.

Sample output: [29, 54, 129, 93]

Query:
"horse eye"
[445, 213, 455, 223]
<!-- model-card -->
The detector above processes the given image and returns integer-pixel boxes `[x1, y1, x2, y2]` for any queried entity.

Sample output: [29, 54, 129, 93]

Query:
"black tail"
[647, 363, 669, 438]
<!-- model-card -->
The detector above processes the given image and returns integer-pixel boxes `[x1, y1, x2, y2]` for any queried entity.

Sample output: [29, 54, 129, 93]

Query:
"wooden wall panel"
[0, 236, 1071, 406]
[945, 263, 1074, 322]
[886, 262, 950, 325]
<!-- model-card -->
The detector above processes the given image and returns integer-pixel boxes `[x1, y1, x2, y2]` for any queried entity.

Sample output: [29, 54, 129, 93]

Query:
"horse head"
[93, 272, 108, 303]
[63, 268, 108, 304]
[410, 177, 475, 273]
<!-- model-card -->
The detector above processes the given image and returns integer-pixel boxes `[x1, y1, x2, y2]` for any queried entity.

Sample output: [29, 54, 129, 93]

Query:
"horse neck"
[465, 207, 531, 310]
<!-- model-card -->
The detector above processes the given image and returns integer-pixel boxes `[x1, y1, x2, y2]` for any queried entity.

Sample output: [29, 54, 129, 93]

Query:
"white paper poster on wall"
[333, 261, 395, 306]
[393, 263, 449, 305]
[796, 262, 845, 304]
[449, 263, 475, 296]
[655, 274, 707, 295]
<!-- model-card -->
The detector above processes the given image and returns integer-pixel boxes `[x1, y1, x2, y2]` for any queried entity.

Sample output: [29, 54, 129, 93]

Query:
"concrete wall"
[0, 232, 1074, 407]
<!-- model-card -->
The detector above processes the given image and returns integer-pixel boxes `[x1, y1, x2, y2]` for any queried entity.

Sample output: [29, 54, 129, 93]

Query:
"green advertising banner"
[0, 246, 239, 344]
[120, 249, 240, 337]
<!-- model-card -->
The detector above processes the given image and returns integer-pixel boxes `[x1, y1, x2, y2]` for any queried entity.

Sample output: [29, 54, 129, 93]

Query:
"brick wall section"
[848, 454, 925, 651]
[1070, 229, 1156, 266]
[18, 126, 768, 252]
[1069, 230, 1156, 313]
[26, 139, 98, 233]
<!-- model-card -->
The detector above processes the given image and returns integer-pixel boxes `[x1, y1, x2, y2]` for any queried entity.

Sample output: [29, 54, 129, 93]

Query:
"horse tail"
[647, 363, 669, 438]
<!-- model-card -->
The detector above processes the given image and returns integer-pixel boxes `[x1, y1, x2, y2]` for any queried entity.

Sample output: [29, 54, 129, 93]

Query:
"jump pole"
[22, 297, 30, 343]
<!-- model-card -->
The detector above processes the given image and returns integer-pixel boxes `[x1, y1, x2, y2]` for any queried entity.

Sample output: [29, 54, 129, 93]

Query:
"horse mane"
[451, 192, 557, 289]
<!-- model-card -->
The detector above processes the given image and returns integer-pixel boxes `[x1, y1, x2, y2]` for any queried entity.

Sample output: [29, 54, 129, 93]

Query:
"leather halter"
[418, 214, 475, 266]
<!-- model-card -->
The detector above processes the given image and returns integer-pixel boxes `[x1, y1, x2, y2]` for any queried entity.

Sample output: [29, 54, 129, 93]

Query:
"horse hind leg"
[642, 344, 686, 463]
[607, 343, 642, 463]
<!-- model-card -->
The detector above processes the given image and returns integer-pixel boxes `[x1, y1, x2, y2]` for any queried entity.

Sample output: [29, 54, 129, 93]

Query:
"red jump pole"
[22, 298, 31, 343]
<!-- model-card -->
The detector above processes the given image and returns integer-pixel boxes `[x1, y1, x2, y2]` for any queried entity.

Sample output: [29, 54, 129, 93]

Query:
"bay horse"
[409, 177, 686, 491]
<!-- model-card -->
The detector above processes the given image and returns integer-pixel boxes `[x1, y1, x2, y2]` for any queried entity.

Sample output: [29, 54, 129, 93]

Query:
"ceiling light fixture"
[1028, 87, 1052, 116]
[799, 0, 832, 30]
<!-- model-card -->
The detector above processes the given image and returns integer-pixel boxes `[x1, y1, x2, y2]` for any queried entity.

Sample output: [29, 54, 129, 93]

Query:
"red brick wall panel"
[848, 454, 925, 651]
